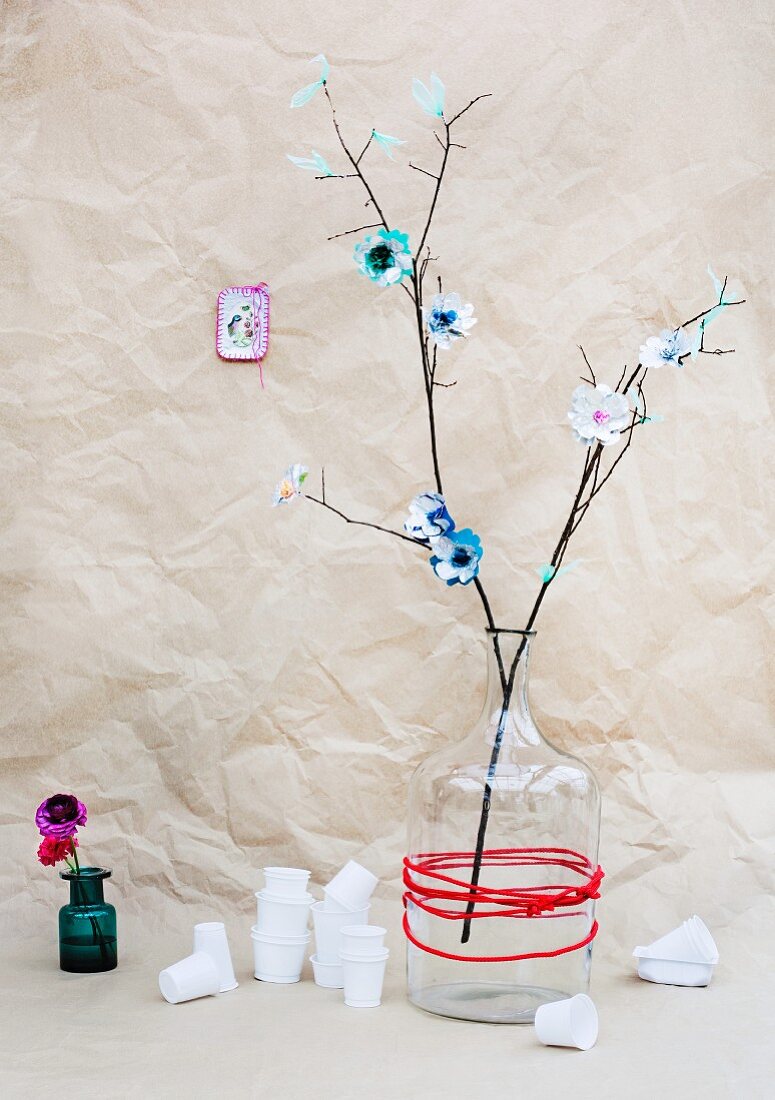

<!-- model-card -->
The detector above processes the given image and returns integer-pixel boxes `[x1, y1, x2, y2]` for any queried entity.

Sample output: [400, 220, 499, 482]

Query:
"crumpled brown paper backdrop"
[0, 0, 772, 1090]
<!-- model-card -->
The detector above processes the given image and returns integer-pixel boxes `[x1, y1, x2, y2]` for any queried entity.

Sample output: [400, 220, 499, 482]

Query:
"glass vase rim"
[59, 866, 112, 881]
[485, 627, 536, 636]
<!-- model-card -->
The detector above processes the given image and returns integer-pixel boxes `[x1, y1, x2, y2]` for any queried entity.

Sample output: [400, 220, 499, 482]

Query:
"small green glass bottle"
[58, 867, 117, 973]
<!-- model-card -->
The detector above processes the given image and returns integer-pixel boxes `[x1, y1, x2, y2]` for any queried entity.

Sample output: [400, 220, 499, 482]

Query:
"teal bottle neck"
[60, 867, 110, 906]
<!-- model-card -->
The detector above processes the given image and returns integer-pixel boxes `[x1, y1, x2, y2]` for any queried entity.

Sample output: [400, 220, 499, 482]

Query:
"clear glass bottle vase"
[405, 629, 601, 1023]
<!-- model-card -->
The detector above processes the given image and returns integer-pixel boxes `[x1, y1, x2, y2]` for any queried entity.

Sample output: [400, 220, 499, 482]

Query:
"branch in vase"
[460, 281, 746, 942]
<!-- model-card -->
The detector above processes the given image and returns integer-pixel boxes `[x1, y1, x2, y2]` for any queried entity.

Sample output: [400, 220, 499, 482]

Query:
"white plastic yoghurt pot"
[250, 926, 310, 984]
[255, 889, 313, 938]
[262, 867, 311, 898]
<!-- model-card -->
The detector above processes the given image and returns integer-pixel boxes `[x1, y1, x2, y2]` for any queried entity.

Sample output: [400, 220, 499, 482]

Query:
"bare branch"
[327, 223, 381, 241]
[409, 163, 440, 180]
[305, 493, 422, 547]
[578, 345, 596, 386]
[447, 92, 492, 126]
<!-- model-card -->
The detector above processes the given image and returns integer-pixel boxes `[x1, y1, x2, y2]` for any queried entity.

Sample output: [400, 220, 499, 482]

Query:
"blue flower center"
[451, 547, 472, 567]
[367, 244, 394, 273]
[431, 309, 458, 330]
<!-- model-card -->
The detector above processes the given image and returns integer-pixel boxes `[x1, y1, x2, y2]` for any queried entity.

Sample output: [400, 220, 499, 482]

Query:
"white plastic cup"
[193, 922, 238, 992]
[340, 948, 389, 1008]
[322, 889, 351, 913]
[685, 916, 719, 962]
[633, 917, 716, 964]
[340, 925, 386, 956]
[310, 953, 344, 989]
[534, 994, 598, 1051]
[255, 889, 313, 937]
[312, 901, 370, 964]
[159, 951, 220, 1004]
[323, 861, 378, 912]
[251, 926, 310, 984]
[262, 866, 311, 898]
[634, 956, 716, 987]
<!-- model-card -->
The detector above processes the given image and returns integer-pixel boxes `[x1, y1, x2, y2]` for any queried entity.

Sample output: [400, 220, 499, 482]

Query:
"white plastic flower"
[639, 327, 691, 369]
[404, 492, 455, 540]
[567, 384, 630, 446]
[272, 464, 308, 506]
[424, 293, 477, 349]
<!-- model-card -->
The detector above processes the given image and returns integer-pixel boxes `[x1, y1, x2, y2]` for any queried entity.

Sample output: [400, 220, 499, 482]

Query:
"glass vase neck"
[60, 867, 110, 905]
[481, 629, 541, 748]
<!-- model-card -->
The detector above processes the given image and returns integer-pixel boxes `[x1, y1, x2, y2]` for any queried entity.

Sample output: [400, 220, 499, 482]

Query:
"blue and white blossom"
[404, 492, 455, 540]
[639, 327, 691, 369]
[424, 293, 477, 349]
[568, 384, 631, 447]
[272, 464, 308, 506]
[412, 74, 445, 118]
[371, 130, 406, 160]
[429, 528, 483, 587]
[290, 54, 329, 109]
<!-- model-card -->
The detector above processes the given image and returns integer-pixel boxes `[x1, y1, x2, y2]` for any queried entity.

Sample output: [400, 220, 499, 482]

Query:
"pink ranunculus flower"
[35, 793, 87, 839]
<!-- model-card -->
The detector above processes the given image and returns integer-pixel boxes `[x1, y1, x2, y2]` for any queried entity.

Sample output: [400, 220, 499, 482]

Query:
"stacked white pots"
[252, 867, 313, 983]
[309, 860, 384, 1002]
[310, 900, 370, 988]
[340, 925, 389, 1008]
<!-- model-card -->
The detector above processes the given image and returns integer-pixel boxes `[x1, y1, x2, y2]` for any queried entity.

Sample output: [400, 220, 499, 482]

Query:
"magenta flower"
[35, 793, 87, 839]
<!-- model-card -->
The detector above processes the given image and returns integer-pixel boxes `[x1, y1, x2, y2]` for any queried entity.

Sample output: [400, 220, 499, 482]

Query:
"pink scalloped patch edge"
[216, 284, 270, 385]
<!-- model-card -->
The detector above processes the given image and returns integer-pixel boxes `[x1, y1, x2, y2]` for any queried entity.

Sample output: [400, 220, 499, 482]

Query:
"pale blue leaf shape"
[371, 130, 406, 159]
[430, 72, 445, 116]
[311, 151, 334, 176]
[290, 80, 322, 109]
[310, 53, 330, 82]
[707, 263, 724, 302]
[412, 77, 437, 116]
[626, 385, 643, 414]
[642, 413, 665, 424]
[413, 75, 445, 118]
[535, 559, 582, 583]
[287, 152, 333, 175]
[690, 321, 703, 361]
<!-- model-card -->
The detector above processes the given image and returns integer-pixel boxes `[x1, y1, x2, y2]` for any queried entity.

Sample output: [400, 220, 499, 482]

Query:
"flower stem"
[71, 839, 80, 875]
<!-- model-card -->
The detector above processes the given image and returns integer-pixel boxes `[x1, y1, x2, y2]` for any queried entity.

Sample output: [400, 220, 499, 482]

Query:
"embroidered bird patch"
[216, 284, 270, 384]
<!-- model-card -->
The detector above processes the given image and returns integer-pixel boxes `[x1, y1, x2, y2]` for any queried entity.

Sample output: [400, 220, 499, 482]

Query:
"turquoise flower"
[429, 528, 483, 586]
[353, 229, 412, 287]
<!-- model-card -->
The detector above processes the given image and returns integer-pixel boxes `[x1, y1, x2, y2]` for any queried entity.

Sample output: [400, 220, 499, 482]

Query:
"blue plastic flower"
[353, 228, 412, 287]
[429, 528, 483, 587]
[404, 492, 455, 540]
[424, 292, 477, 349]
